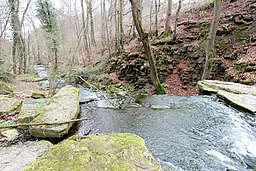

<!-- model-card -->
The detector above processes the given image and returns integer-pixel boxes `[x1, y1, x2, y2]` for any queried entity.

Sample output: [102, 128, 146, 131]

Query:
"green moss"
[18, 74, 47, 82]
[7, 100, 22, 113]
[0, 81, 13, 94]
[22, 133, 161, 171]
[242, 79, 252, 85]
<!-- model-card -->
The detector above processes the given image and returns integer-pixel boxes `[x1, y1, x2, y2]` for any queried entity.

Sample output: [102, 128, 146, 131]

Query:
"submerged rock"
[0, 141, 52, 171]
[29, 85, 80, 138]
[22, 133, 161, 171]
[0, 95, 21, 114]
[198, 80, 256, 113]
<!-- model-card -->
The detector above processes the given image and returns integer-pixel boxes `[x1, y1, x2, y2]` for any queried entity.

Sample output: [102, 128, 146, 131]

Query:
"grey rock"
[29, 85, 80, 138]
[0, 140, 52, 171]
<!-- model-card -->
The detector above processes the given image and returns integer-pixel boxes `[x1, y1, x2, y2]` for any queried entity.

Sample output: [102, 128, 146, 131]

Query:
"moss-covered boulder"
[0, 95, 21, 113]
[29, 85, 80, 138]
[0, 81, 13, 95]
[0, 141, 52, 171]
[18, 99, 47, 129]
[22, 133, 161, 171]
[31, 91, 46, 99]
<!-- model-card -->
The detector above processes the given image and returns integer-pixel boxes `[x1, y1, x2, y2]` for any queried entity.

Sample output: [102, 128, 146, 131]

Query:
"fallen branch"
[0, 118, 90, 129]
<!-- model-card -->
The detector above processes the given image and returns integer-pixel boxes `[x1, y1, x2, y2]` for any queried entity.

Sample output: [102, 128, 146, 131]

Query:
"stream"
[77, 87, 256, 171]
[34, 65, 256, 171]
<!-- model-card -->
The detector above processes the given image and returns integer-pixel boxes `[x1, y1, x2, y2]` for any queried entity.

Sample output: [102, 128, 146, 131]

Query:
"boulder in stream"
[22, 133, 162, 171]
[0, 141, 52, 171]
[29, 85, 80, 138]
[18, 99, 47, 129]
[198, 80, 256, 113]
[0, 95, 21, 114]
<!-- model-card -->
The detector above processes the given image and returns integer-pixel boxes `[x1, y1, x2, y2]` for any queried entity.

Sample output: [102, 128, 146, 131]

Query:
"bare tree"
[81, 0, 90, 60]
[129, 0, 166, 94]
[8, 0, 26, 74]
[173, 0, 182, 40]
[165, 0, 172, 36]
[154, 0, 158, 36]
[86, 0, 96, 46]
[201, 0, 222, 80]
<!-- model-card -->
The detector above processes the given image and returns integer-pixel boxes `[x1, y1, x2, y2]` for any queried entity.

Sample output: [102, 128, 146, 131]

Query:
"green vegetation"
[22, 133, 161, 171]
[17, 74, 47, 82]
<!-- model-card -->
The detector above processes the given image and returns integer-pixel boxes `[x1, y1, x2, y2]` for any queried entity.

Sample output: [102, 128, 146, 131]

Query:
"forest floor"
[101, 0, 256, 96]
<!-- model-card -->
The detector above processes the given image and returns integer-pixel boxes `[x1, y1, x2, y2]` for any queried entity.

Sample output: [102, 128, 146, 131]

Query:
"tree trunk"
[165, 0, 172, 36]
[173, 0, 182, 40]
[129, 0, 166, 95]
[87, 0, 96, 46]
[201, 0, 221, 80]
[81, 0, 89, 55]
[119, 0, 124, 51]
[8, 0, 25, 75]
[154, 0, 158, 36]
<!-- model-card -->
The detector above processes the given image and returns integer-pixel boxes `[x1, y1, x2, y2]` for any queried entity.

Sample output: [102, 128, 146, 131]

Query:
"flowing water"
[77, 88, 256, 171]
[33, 65, 256, 170]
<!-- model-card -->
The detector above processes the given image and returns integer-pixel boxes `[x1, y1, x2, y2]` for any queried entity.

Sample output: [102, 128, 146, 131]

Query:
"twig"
[0, 118, 90, 129]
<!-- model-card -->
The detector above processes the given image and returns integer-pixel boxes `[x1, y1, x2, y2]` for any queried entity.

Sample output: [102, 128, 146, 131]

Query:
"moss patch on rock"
[17, 74, 47, 82]
[0, 95, 21, 114]
[22, 133, 161, 171]
[0, 82, 13, 95]
[29, 85, 80, 138]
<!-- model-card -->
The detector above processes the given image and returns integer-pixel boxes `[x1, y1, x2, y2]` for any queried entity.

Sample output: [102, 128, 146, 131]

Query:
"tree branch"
[0, 118, 90, 129]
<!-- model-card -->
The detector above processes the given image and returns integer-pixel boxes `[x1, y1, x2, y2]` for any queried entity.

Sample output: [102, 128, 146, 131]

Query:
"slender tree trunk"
[88, 0, 96, 46]
[202, 0, 221, 80]
[119, 0, 124, 51]
[149, 0, 153, 35]
[165, 0, 172, 36]
[100, 0, 106, 49]
[114, 0, 119, 52]
[154, 0, 158, 36]
[129, 0, 166, 94]
[8, 0, 25, 75]
[173, 0, 182, 40]
[81, 0, 90, 58]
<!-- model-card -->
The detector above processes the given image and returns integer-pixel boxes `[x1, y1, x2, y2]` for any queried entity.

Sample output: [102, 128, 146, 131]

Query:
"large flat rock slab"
[0, 95, 21, 114]
[198, 80, 256, 95]
[198, 80, 256, 113]
[217, 91, 256, 113]
[29, 85, 80, 138]
[22, 133, 161, 171]
[0, 141, 52, 171]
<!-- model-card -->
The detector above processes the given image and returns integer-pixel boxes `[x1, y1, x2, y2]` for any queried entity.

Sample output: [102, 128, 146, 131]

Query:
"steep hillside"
[104, 0, 256, 95]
